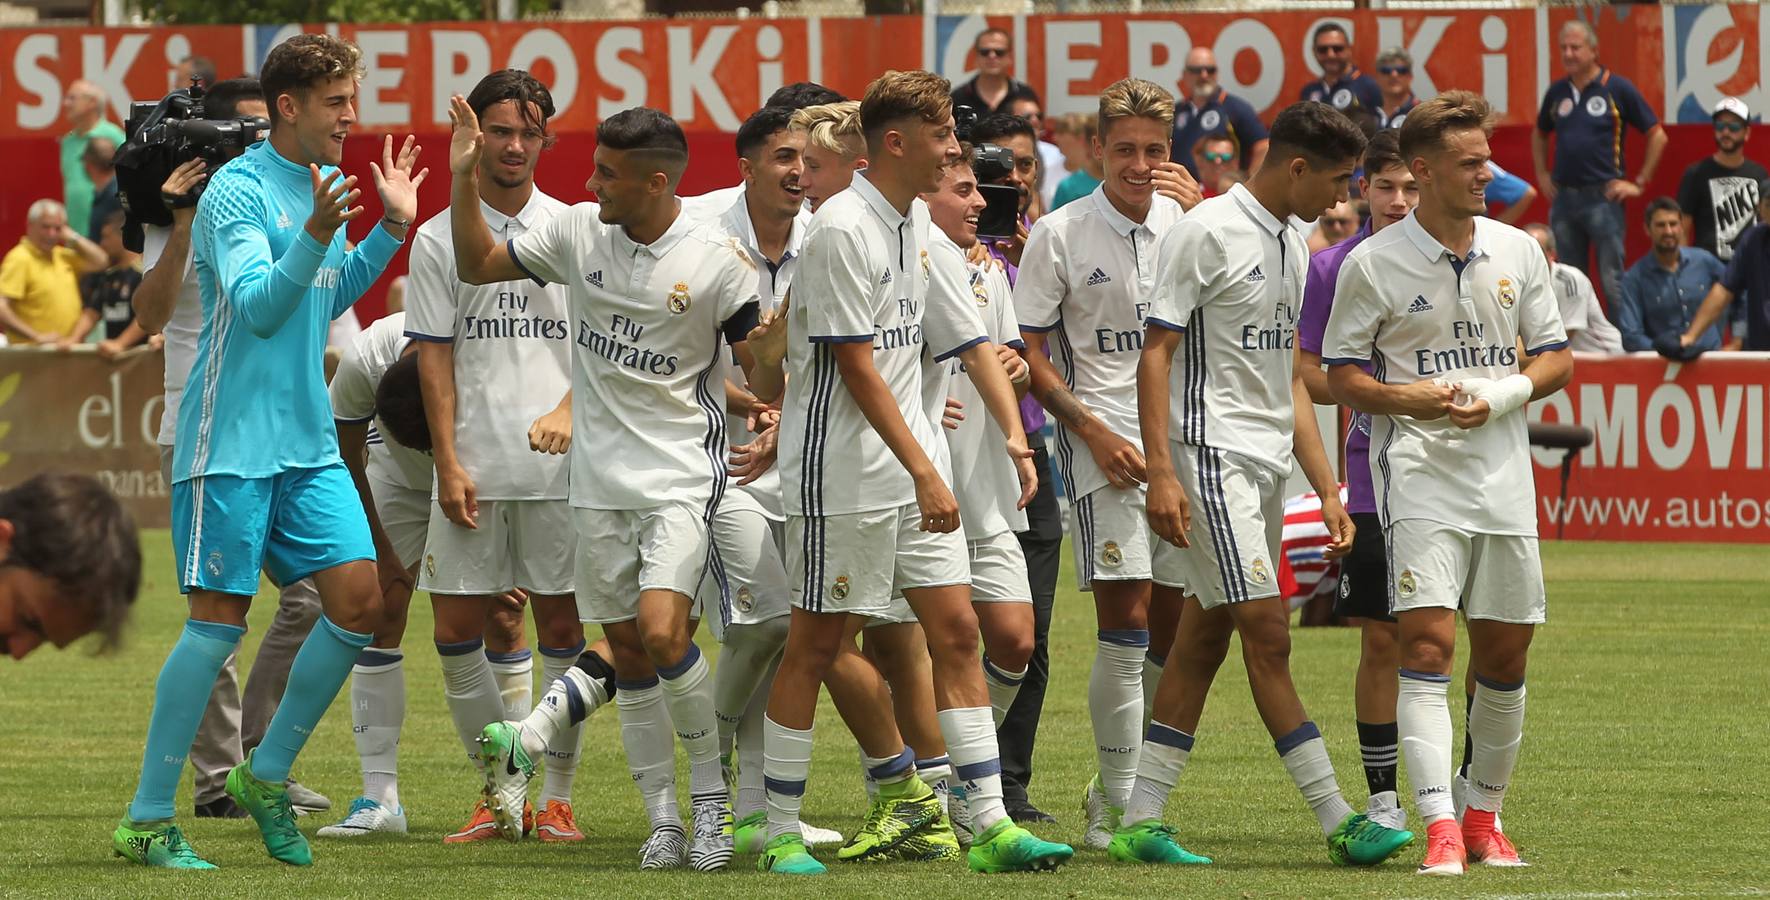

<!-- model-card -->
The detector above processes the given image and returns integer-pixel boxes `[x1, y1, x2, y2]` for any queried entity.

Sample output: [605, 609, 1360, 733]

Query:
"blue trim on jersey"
[693, 336, 732, 626]
[933, 335, 987, 362]
[1526, 340, 1569, 355]
[1400, 668, 1453, 683]
[1145, 316, 1187, 333]
[1146, 721, 1196, 751]
[1274, 720, 1323, 756]
[1020, 321, 1061, 333]
[506, 240, 546, 287]
[1321, 355, 1370, 366]
[403, 330, 454, 343]
[1003, 338, 1026, 350]
[615, 675, 662, 691]
[799, 343, 838, 611]
[808, 333, 875, 343]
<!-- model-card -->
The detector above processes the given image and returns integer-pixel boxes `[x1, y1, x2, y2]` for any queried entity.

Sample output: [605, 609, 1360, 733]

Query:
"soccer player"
[449, 98, 778, 872]
[112, 33, 426, 869]
[402, 69, 590, 845]
[1295, 128, 1418, 832]
[1324, 90, 1572, 876]
[1012, 77, 1186, 850]
[760, 69, 1070, 876]
[1121, 100, 1413, 868]
[0, 472, 139, 660]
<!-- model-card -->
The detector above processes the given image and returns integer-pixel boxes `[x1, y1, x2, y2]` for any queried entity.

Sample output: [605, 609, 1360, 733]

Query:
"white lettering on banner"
[1645, 383, 1695, 470]
[756, 26, 785, 104]
[1043, 19, 1102, 115]
[597, 27, 648, 119]
[1544, 377, 1770, 472]
[1583, 382, 1638, 468]
[141, 394, 164, 445]
[82, 33, 147, 123]
[1480, 16, 1511, 115]
[1666, 5, 1762, 126]
[163, 34, 191, 91]
[1698, 384, 1744, 469]
[941, 14, 988, 84]
[1127, 21, 1189, 94]
[14, 34, 59, 131]
[431, 31, 492, 126]
[78, 370, 124, 449]
[356, 31, 410, 125]
[667, 26, 740, 131]
[1375, 17, 1449, 98]
[1216, 20, 1284, 111]
[509, 29, 576, 120]
[1748, 384, 1765, 468]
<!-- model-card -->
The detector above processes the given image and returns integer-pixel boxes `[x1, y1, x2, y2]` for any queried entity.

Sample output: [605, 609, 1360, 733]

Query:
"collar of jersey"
[1400, 211, 1489, 264]
[1227, 183, 1284, 237]
[849, 172, 911, 229]
[616, 201, 695, 258]
[255, 140, 323, 180]
[723, 187, 809, 263]
[481, 189, 550, 235]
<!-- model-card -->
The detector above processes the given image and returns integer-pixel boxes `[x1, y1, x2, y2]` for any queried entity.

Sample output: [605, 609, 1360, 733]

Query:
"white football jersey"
[1146, 184, 1307, 475]
[780, 175, 950, 517]
[1014, 184, 1182, 498]
[142, 223, 203, 447]
[1323, 213, 1568, 536]
[681, 184, 746, 223]
[404, 191, 572, 501]
[915, 226, 993, 505]
[938, 235, 1028, 539]
[712, 193, 811, 520]
[509, 203, 762, 512]
[328, 311, 436, 492]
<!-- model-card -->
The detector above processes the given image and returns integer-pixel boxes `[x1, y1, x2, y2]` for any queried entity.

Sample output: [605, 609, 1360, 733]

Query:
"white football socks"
[537, 643, 586, 807]
[1275, 721, 1355, 835]
[486, 648, 533, 720]
[764, 715, 814, 840]
[618, 677, 682, 829]
[351, 648, 405, 809]
[981, 657, 1026, 729]
[735, 684, 770, 818]
[1123, 721, 1192, 825]
[1090, 631, 1149, 808]
[437, 639, 505, 768]
[939, 706, 1007, 832]
[658, 644, 725, 800]
[1398, 669, 1457, 823]
[1465, 677, 1527, 813]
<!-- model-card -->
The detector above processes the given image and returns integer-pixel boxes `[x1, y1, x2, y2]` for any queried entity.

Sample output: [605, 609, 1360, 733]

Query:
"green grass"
[3, 534, 1768, 898]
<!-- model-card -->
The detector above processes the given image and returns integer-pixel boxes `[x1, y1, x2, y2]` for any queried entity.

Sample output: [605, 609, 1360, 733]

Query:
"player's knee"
[535, 616, 585, 651]
[1238, 625, 1292, 673]
[1401, 634, 1455, 674]
[638, 620, 690, 668]
[1360, 623, 1401, 668]
[988, 626, 1034, 672]
[330, 591, 383, 635]
[923, 618, 980, 666]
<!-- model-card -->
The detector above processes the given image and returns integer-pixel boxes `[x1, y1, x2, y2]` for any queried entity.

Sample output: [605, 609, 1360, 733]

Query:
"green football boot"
[837, 777, 942, 862]
[225, 753, 311, 866]
[111, 818, 217, 869]
[1106, 819, 1213, 865]
[758, 832, 826, 875]
[1328, 811, 1415, 866]
[966, 818, 1074, 873]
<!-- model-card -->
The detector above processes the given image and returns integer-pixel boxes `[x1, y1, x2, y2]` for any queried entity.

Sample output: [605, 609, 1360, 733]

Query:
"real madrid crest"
[1250, 557, 1270, 585]
[1497, 277, 1517, 309]
[424, 554, 436, 578]
[971, 272, 989, 307]
[831, 576, 850, 600]
[1102, 541, 1124, 568]
[668, 282, 692, 314]
[736, 586, 755, 613]
[1397, 568, 1417, 599]
[920, 249, 931, 280]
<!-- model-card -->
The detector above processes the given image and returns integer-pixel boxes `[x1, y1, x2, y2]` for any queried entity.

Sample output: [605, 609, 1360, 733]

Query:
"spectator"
[175, 55, 218, 90]
[1169, 46, 1269, 177]
[59, 80, 127, 240]
[1615, 197, 1726, 356]
[84, 137, 121, 242]
[1300, 23, 1382, 114]
[1373, 47, 1418, 129]
[1051, 115, 1102, 211]
[1308, 199, 1360, 254]
[1485, 161, 1539, 225]
[65, 210, 148, 358]
[1677, 97, 1767, 264]
[1680, 183, 1770, 352]
[1193, 133, 1238, 198]
[950, 28, 1039, 116]
[971, 112, 1042, 221]
[1532, 19, 1668, 305]
[0, 199, 107, 345]
[1525, 223, 1625, 354]
[1009, 95, 1067, 213]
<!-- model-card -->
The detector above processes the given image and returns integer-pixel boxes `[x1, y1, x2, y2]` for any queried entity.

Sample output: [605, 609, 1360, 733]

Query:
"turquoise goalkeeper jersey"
[173, 139, 403, 482]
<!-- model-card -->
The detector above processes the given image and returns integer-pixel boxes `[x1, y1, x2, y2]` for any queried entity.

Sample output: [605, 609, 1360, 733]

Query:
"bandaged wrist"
[1477, 373, 1534, 419]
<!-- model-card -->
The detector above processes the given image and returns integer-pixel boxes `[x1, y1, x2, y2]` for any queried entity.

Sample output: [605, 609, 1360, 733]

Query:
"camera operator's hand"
[992, 219, 1028, 268]
[370, 134, 427, 239]
[161, 159, 207, 224]
[1152, 161, 1203, 211]
[305, 167, 362, 244]
[448, 95, 484, 178]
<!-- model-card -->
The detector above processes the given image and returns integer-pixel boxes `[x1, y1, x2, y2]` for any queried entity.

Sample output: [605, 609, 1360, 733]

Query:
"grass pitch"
[2, 534, 1766, 899]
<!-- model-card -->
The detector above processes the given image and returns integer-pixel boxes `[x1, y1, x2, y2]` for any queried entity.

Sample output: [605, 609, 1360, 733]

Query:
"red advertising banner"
[1529, 353, 1770, 544]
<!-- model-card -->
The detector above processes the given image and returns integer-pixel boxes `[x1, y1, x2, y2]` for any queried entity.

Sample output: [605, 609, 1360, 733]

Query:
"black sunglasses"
[1315, 44, 1348, 55]
[1716, 121, 1747, 133]
[1186, 65, 1218, 75]
[1377, 65, 1410, 76]
[976, 47, 1010, 58]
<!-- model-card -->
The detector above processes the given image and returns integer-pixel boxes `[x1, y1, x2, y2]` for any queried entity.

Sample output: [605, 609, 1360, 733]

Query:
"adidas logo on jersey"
[1086, 267, 1112, 286]
[586, 270, 604, 288]
[1245, 265, 1265, 283]
[1408, 294, 1433, 313]
[880, 270, 893, 285]
[275, 210, 292, 230]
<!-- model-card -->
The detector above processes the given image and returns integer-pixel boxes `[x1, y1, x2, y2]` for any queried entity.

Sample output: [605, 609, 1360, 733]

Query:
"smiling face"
[1195, 136, 1237, 192]
[1361, 163, 1418, 232]
[1559, 24, 1598, 80]
[1414, 126, 1494, 220]
[924, 159, 987, 249]
[277, 75, 357, 167]
[891, 115, 961, 195]
[25, 207, 64, 253]
[740, 127, 806, 218]
[1098, 115, 1171, 211]
[1313, 28, 1351, 81]
[477, 99, 548, 190]
[586, 146, 669, 226]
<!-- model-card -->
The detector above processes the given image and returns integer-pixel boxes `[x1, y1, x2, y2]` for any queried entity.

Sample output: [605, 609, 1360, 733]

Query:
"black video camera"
[115, 81, 269, 251]
[953, 104, 1021, 241]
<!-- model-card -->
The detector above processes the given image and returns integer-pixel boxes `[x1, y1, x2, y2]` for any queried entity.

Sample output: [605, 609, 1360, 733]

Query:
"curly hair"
[259, 34, 363, 119]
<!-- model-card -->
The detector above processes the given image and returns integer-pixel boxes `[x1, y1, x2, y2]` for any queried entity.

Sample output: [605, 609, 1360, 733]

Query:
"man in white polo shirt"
[1124, 100, 1414, 869]
[1324, 91, 1572, 877]
[449, 98, 778, 872]
[1012, 77, 1185, 850]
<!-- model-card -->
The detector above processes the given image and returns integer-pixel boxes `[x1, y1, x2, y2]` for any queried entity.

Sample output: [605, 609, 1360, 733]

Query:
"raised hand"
[305, 165, 362, 244]
[370, 134, 427, 228]
[1152, 161, 1203, 211]
[160, 159, 207, 221]
[448, 94, 484, 178]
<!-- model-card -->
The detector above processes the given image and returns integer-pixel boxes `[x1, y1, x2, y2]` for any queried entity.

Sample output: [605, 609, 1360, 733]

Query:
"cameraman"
[129, 76, 334, 821]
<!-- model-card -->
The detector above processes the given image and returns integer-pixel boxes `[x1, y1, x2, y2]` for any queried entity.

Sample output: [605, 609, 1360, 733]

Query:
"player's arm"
[832, 341, 959, 532]
[1296, 254, 1340, 405]
[1290, 355, 1352, 558]
[133, 163, 205, 334]
[0, 295, 45, 343]
[1137, 323, 1188, 548]
[1494, 182, 1537, 226]
[336, 418, 416, 602]
[207, 165, 356, 338]
[98, 320, 150, 359]
[955, 339, 1038, 509]
[417, 340, 473, 528]
[1449, 252, 1574, 428]
[446, 95, 526, 285]
[331, 137, 425, 319]
[1682, 281, 1736, 346]
[1531, 98, 1556, 202]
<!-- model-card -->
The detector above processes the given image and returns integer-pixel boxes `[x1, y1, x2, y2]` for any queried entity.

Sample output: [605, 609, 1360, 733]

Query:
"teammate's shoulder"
[361, 309, 407, 346]
[412, 206, 453, 241]
[681, 217, 757, 272]
[1474, 216, 1540, 258]
[1344, 222, 1409, 262]
[530, 189, 570, 214]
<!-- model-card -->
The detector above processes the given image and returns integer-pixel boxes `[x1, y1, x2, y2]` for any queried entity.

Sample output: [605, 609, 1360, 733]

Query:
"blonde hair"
[859, 70, 953, 149]
[1398, 90, 1495, 161]
[1097, 77, 1176, 138]
[792, 100, 865, 160]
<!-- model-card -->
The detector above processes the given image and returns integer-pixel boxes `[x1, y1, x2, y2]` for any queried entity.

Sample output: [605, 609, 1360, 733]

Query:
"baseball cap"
[1713, 97, 1750, 123]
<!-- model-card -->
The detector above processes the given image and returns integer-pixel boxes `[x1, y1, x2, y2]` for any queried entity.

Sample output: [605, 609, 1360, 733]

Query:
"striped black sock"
[1355, 720, 1399, 797]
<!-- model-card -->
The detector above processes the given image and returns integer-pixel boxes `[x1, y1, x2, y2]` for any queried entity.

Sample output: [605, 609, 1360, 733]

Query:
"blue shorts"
[172, 463, 374, 596]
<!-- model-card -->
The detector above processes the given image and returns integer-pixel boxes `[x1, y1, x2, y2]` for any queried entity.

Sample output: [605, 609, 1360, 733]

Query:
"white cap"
[1714, 97, 1750, 123]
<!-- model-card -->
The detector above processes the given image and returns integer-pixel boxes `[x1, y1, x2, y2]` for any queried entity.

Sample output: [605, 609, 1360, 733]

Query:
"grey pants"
[161, 445, 326, 803]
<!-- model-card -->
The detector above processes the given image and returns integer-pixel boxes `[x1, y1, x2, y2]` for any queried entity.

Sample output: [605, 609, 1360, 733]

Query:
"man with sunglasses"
[1170, 47, 1268, 180]
[1372, 48, 1417, 130]
[950, 28, 1041, 117]
[1677, 97, 1766, 265]
[1193, 136, 1238, 197]
[1300, 23, 1381, 115]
